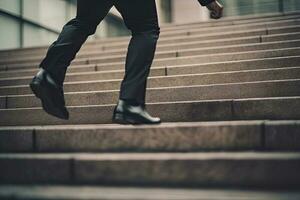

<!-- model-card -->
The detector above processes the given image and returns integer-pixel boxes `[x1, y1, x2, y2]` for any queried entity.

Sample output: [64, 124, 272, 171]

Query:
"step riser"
[0, 97, 299, 126]
[3, 39, 300, 70]
[0, 154, 299, 188]
[1, 56, 300, 96]
[1, 122, 300, 153]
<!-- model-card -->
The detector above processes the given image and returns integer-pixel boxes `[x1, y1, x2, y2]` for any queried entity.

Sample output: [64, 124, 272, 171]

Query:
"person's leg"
[112, 0, 161, 124]
[30, 0, 113, 120]
[39, 0, 113, 86]
[114, 0, 160, 106]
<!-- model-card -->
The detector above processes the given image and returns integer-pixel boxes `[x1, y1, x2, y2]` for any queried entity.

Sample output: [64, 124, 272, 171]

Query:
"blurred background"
[0, 0, 300, 50]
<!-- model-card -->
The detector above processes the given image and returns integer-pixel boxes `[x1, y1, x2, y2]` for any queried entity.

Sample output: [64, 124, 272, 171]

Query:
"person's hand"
[206, 0, 223, 19]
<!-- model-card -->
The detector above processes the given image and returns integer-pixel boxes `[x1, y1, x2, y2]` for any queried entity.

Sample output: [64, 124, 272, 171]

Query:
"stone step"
[1, 54, 299, 84]
[163, 12, 300, 29]
[1, 120, 299, 153]
[161, 13, 300, 31]
[0, 96, 300, 126]
[5, 78, 300, 109]
[97, 18, 300, 45]
[1, 13, 299, 195]
[0, 54, 300, 96]
[1, 12, 297, 56]
[1, 63, 299, 95]
[4, 31, 300, 65]
[88, 47, 300, 71]
[8, 21, 300, 63]
[0, 34, 274, 65]
[2, 44, 300, 72]
[0, 13, 299, 56]
[1, 20, 300, 60]
[8, 15, 299, 50]
[0, 152, 300, 188]
[1, 185, 300, 200]
[84, 24, 300, 52]
[0, 45, 300, 86]
[2, 38, 300, 70]
[0, 57, 300, 96]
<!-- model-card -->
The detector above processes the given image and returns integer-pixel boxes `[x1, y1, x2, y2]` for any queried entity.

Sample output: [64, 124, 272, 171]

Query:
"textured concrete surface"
[0, 12, 300, 194]
[0, 152, 300, 188]
[0, 129, 33, 152]
[1, 121, 300, 152]
[4, 30, 300, 65]
[33, 121, 263, 152]
[3, 39, 300, 71]
[1, 55, 300, 96]
[1, 186, 300, 200]
[4, 44, 300, 71]
[1, 97, 300, 126]
[1, 14, 299, 58]
[4, 79, 300, 108]
[265, 121, 300, 150]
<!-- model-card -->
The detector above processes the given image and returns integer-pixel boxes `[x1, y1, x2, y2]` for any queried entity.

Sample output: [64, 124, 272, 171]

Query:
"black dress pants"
[40, 0, 160, 106]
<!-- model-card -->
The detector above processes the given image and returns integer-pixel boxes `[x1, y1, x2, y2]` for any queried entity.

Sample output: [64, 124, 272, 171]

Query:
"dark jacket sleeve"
[198, 0, 215, 6]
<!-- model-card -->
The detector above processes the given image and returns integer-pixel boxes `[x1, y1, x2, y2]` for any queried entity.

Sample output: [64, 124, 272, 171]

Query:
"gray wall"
[0, 0, 76, 50]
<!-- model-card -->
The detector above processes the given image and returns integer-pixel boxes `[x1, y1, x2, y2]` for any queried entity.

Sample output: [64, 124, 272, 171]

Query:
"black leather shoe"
[112, 99, 161, 125]
[29, 68, 69, 120]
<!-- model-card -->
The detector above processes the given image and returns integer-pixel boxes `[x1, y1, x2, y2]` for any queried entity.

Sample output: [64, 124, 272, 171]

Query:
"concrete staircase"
[0, 12, 300, 199]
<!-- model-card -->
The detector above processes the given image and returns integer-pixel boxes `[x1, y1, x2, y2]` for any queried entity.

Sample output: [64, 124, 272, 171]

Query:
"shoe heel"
[29, 81, 42, 99]
[113, 113, 130, 124]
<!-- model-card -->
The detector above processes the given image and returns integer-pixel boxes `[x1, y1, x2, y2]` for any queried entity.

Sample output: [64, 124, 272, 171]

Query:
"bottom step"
[0, 185, 299, 200]
[0, 152, 300, 188]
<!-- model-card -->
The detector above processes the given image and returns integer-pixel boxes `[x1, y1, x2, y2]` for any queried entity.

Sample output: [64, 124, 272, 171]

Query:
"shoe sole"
[112, 113, 161, 125]
[30, 81, 69, 120]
